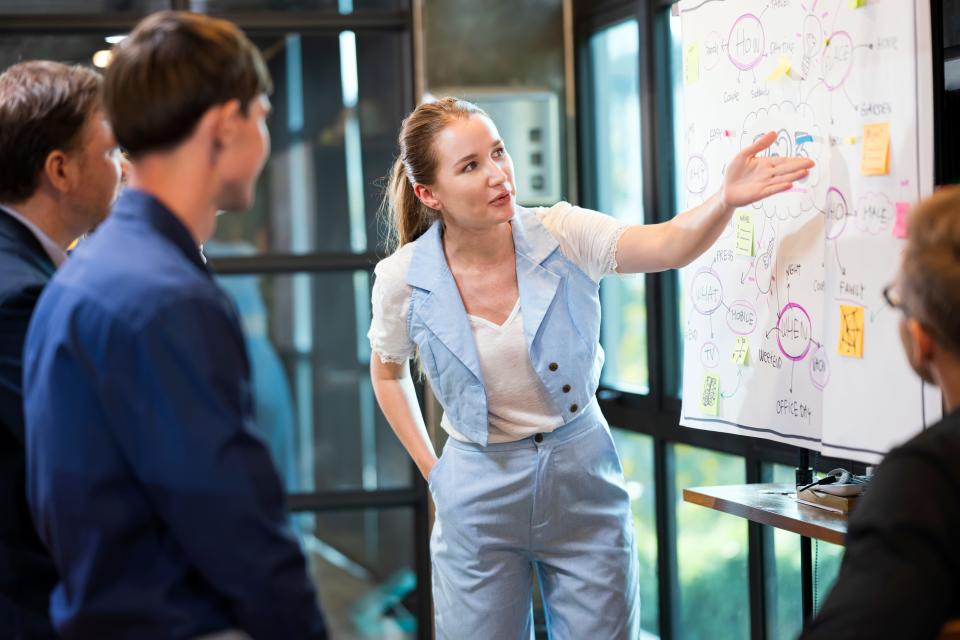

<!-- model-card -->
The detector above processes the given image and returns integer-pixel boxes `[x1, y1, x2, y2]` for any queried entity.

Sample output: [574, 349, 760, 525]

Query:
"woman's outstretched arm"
[615, 131, 814, 274]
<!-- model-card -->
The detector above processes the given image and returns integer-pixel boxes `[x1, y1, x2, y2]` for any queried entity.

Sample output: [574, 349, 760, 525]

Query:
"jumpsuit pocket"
[427, 442, 450, 490]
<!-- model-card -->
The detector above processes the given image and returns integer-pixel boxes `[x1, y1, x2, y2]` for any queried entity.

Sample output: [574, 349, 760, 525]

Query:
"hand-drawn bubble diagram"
[824, 187, 848, 240]
[727, 13, 765, 71]
[776, 302, 813, 362]
[854, 192, 895, 235]
[740, 102, 824, 220]
[822, 30, 855, 91]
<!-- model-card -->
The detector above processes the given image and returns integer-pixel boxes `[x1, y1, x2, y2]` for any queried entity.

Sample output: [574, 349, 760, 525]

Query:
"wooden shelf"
[683, 482, 847, 546]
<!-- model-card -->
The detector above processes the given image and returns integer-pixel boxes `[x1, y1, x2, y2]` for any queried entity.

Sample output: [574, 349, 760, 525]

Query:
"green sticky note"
[684, 43, 700, 85]
[732, 336, 750, 365]
[701, 372, 721, 416]
[735, 210, 754, 257]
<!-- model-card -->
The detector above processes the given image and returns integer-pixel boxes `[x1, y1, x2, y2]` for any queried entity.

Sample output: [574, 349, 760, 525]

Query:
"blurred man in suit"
[0, 60, 122, 639]
[803, 187, 960, 639]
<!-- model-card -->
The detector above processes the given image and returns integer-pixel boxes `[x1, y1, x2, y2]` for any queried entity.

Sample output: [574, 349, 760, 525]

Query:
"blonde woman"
[369, 98, 812, 638]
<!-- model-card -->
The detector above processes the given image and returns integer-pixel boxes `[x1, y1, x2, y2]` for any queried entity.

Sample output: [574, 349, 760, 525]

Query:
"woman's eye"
[493, 147, 505, 158]
[463, 162, 477, 172]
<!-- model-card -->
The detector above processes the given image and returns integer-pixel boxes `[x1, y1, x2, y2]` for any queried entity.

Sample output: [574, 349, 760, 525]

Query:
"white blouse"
[368, 202, 629, 443]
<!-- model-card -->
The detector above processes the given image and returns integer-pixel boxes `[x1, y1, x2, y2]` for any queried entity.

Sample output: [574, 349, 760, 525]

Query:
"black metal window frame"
[0, 4, 432, 637]
[570, 1, 901, 638]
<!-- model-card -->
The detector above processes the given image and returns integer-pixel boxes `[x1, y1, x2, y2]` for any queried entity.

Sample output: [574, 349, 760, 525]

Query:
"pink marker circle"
[727, 14, 766, 71]
[776, 302, 812, 361]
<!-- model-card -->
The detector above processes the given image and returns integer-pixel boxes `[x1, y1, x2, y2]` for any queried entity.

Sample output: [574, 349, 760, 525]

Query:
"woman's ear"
[413, 183, 441, 211]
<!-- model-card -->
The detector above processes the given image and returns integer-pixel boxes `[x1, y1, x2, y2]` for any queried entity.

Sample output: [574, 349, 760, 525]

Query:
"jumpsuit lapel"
[406, 221, 486, 387]
[511, 210, 562, 358]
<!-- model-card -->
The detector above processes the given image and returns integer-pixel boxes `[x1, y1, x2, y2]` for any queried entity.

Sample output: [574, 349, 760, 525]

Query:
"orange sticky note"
[893, 202, 910, 238]
[838, 304, 865, 358]
[860, 123, 890, 176]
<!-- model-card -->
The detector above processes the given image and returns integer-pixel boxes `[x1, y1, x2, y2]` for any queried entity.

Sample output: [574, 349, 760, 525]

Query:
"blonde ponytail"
[380, 97, 488, 254]
[383, 156, 434, 253]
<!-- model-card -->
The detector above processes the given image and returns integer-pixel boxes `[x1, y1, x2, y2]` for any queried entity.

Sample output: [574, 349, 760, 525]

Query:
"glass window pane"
[0, 33, 123, 70]
[673, 444, 748, 639]
[587, 19, 649, 394]
[190, 0, 407, 13]
[298, 507, 417, 638]
[611, 428, 659, 637]
[814, 540, 843, 615]
[214, 31, 407, 255]
[763, 463, 802, 640]
[212, 269, 412, 492]
[0, 0, 166, 14]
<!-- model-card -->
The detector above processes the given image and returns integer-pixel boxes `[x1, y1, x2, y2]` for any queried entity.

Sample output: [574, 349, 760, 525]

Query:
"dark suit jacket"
[0, 208, 59, 639]
[802, 408, 960, 639]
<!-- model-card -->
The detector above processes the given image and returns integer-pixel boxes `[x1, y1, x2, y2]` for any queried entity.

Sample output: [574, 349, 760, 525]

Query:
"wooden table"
[683, 482, 847, 545]
[683, 482, 847, 625]
[684, 483, 960, 637]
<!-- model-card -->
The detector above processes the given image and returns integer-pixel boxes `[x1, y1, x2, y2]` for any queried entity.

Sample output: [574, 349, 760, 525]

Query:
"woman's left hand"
[721, 131, 815, 208]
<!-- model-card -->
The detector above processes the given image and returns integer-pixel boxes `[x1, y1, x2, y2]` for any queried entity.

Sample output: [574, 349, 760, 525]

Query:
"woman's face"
[417, 114, 517, 232]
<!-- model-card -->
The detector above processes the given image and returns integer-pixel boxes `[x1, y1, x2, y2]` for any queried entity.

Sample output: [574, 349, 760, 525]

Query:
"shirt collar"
[0, 203, 68, 267]
[113, 188, 209, 274]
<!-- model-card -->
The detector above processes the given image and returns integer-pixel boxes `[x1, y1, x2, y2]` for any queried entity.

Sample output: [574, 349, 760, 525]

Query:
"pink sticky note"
[893, 202, 910, 238]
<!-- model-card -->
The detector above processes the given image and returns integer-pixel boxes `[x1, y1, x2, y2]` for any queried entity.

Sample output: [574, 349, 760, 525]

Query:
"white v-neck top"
[369, 201, 629, 443]
[452, 300, 564, 442]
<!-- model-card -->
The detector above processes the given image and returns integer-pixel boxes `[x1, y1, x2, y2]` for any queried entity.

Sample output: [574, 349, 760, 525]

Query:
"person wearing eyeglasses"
[802, 187, 960, 639]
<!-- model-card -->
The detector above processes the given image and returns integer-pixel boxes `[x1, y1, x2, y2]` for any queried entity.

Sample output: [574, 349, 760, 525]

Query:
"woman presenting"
[368, 97, 812, 639]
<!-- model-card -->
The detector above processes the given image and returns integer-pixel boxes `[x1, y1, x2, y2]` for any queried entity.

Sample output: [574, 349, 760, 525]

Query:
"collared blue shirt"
[22, 189, 326, 640]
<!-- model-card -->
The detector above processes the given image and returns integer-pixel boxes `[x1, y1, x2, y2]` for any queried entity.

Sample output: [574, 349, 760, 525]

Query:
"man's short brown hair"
[901, 186, 960, 355]
[105, 11, 272, 157]
[0, 61, 103, 203]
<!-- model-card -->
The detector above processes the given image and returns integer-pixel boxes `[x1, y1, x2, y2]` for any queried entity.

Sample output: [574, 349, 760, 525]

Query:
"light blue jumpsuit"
[403, 209, 640, 639]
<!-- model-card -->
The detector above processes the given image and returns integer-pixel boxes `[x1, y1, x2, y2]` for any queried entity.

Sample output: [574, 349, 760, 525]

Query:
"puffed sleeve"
[367, 248, 416, 364]
[536, 202, 629, 282]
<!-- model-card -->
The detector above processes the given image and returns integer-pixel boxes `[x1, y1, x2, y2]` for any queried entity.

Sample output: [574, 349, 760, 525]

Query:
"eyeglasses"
[882, 283, 903, 310]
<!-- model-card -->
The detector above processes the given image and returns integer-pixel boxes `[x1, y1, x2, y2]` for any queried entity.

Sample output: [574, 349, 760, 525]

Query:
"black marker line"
[683, 414, 822, 444]
[819, 441, 888, 457]
[680, 0, 726, 14]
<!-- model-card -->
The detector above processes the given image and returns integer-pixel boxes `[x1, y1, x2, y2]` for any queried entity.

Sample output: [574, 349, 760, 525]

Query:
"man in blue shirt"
[0, 60, 122, 639]
[23, 12, 327, 640]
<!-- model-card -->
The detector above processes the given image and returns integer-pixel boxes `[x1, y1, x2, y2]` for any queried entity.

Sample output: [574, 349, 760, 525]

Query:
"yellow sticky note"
[684, 43, 700, 85]
[845, 135, 858, 145]
[732, 336, 750, 365]
[838, 304, 865, 358]
[701, 372, 721, 416]
[860, 122, 890, 176]
[735, 210, 754, 256]
[849, 0, 866, 8]
[767, 56, 792, 81]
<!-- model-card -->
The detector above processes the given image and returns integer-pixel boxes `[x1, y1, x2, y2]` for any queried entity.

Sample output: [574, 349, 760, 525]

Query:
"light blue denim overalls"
[405, 208, 640, 639]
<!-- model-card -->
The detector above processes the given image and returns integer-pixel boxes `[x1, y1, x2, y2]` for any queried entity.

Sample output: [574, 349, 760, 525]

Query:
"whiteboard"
[677, 0, 941, 464]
